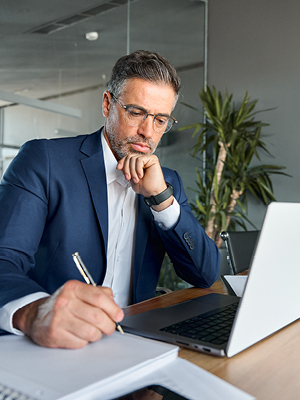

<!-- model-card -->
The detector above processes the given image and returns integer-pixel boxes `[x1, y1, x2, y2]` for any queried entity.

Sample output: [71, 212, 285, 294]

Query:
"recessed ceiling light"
[85, 31, 98, 41]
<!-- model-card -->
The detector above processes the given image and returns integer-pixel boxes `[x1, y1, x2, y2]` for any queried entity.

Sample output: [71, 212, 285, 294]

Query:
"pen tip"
[116, 323, 124, 335]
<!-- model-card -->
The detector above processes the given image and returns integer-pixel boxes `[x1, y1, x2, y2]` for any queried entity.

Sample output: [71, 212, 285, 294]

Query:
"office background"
[1, 0, 299, 233]
[207, 0, 300, 229]
[0, 0, 206, 201]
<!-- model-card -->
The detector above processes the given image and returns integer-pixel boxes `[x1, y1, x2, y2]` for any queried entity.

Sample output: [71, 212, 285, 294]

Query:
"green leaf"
[179, 102, 200, 112]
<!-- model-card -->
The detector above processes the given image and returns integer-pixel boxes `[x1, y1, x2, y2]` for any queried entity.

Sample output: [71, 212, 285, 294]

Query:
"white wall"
[3, 88, 105, 145]
[207, 0, 300, 229]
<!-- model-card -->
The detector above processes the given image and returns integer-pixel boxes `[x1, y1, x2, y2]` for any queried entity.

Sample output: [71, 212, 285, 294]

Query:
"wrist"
[151, 195, 174, 212]
[13, 298, 44, 334]
[144, 182, 174, 207]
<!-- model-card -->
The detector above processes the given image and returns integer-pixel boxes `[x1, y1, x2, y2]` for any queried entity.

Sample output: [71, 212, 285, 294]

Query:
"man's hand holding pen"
[12, 280, 124, 349]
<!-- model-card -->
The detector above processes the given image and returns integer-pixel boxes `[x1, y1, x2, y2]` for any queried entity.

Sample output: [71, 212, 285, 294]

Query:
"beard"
[104, 118, 158, 161]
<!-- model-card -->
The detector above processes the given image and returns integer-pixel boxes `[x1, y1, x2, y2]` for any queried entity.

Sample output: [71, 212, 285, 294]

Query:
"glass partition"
[0, 0, 207, 179]
[129, 0, 207, 196]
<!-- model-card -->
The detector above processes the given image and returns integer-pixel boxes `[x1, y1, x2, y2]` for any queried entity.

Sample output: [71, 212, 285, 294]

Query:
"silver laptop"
[122, 202, 300, 357]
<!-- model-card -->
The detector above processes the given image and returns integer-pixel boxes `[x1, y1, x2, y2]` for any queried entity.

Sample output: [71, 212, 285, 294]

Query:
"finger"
[101, 286, 114, 299]
[68, 297, 118, 337]
[32, 323, 90, 349]
[66, 281, 124, 323]
[117, 154, 145, 183]
[118, 155, 132, 181]
[65, 319, 104, 344]
[116, 157, 125, 171]
[134, 157, 146, 181]
[128, 156, 141, 184]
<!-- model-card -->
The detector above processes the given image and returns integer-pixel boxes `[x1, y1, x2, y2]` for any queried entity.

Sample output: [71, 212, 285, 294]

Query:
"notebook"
[122, 202, 300, 357]
[0, 332, 255, 400]
[0, 332, 178, 400]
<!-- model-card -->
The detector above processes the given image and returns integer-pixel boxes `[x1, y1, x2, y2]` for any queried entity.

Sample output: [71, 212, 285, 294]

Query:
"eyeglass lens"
[125, 106, 174, 134]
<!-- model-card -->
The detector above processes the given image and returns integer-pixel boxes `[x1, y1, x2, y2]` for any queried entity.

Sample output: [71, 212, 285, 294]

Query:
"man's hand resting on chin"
[117, 153, 174, 212]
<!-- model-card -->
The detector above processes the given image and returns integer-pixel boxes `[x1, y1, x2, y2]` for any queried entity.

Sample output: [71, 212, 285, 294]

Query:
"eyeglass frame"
[110, 93, 178, 134]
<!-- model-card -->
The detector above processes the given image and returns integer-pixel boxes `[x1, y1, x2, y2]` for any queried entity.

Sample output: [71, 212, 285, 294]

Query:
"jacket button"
[183, 232, 195, 250]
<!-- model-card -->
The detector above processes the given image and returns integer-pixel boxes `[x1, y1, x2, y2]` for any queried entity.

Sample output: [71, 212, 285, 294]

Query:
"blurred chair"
[220, 230, 260, 275]
[155, 287, 172, 296]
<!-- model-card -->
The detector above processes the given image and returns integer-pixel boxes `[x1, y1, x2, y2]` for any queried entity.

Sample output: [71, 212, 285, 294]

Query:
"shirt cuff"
[150, 197, 180, 231]
[0, 292, 50, 335]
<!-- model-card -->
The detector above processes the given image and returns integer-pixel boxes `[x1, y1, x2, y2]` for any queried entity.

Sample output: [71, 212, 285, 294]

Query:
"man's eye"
[128, 108, 144, 117]
[156, 116, 168, 125]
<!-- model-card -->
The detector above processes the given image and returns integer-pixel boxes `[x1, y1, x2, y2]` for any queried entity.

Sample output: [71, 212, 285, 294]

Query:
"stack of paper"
[0, 332, 255, 400]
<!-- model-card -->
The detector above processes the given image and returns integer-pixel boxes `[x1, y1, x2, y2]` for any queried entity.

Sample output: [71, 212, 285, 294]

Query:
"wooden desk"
[124, 279, 300, 400]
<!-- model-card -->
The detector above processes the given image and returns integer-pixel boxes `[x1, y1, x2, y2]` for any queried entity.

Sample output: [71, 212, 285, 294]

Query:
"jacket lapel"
[79, 130, 109, 257]
[132, 195, 152, 297]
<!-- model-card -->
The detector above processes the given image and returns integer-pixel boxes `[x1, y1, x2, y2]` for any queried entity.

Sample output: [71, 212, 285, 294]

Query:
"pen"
[72, 251, 124, 335]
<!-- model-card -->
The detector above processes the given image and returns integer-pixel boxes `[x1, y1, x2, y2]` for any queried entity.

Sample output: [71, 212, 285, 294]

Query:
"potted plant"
[179, 86, 289, 248]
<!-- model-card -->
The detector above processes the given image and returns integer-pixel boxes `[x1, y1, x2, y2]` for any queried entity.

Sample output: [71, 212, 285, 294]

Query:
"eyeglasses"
[111, 93, 178, 134]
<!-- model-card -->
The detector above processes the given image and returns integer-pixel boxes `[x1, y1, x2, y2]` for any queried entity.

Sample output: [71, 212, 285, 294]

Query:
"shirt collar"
[101, 130, 129, 188]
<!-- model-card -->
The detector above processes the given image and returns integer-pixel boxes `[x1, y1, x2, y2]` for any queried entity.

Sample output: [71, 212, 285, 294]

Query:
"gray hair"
[107, 50, 181, 105]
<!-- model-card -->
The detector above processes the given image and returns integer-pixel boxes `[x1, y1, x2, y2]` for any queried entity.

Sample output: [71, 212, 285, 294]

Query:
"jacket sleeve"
[158, 169, 220, 288]
[0, 140, 50, 307]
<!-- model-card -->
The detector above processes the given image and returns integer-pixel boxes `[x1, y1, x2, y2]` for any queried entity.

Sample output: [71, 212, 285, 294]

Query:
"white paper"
[223, 275, 248, 297]
[0, 333, 177, 400]
[81, 358, 255, 400]
[0, 332, 255, 400]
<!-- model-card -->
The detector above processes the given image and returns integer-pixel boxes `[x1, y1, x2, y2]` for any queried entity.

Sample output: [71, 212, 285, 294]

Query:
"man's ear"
[102, 91, 112, 117]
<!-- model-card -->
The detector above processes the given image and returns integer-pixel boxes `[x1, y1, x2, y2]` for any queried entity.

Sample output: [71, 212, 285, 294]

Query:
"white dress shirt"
[0, 130, 180, 333]
[101, 133, 180, 306]
[101, 133, 137, 307]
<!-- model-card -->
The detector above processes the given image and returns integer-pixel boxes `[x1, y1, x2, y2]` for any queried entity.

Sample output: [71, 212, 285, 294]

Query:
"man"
[0, 50, 220, 349]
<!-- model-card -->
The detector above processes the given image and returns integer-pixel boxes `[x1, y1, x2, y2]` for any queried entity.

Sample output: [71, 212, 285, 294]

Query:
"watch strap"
[144, 182, 174, 207]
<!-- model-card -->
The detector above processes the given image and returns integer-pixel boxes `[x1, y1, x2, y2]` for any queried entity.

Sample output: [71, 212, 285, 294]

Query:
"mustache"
[124, 137, 156, 152]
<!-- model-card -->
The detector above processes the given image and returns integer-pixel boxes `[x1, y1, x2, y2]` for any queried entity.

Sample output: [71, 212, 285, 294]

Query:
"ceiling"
[0, 0, 205, 108]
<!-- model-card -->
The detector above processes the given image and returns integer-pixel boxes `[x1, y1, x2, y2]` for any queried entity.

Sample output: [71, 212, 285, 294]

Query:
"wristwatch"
[144, 182, 174, 207]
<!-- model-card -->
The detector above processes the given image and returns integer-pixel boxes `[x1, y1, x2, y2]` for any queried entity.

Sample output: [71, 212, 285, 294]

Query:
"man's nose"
[137, 115, 155, 137]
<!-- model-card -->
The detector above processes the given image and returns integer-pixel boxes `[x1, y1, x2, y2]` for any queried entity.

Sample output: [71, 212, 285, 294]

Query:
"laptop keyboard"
[160, 302, 239, 345]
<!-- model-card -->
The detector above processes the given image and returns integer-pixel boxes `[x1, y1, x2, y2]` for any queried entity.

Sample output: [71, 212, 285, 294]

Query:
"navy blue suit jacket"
[0, 129, 220, 308]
